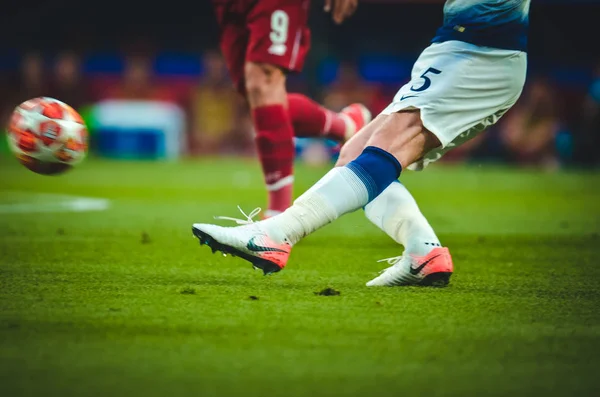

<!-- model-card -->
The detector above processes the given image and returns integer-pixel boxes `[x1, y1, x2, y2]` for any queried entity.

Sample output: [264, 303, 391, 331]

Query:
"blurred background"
[1, 0, 599, 170]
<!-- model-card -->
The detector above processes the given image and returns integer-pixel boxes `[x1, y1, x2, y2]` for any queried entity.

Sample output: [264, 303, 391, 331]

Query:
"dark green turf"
[1, 156, 599, 397]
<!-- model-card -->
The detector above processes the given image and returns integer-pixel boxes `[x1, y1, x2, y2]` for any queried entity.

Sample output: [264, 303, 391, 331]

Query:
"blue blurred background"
[1, 0, 599, 169]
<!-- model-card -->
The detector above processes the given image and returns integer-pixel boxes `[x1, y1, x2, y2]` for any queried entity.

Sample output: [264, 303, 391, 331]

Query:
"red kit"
[212, 0, 312, 93]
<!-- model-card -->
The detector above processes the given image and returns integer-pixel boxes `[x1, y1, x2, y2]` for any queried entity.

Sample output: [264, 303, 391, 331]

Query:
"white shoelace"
[214, 205, 262, 225]
[376, 255, 405, 273]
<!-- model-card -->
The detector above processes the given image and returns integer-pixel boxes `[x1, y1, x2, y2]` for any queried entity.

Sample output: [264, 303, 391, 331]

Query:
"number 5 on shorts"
[410, 67, 442, 92]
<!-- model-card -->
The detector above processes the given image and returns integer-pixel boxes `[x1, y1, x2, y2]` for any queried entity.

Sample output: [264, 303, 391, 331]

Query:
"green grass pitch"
[1, 156, 599, 397]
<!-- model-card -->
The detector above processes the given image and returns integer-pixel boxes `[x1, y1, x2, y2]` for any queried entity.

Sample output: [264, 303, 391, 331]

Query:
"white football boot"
[192, 207, 291, 275]
[366, 247, 454, 287]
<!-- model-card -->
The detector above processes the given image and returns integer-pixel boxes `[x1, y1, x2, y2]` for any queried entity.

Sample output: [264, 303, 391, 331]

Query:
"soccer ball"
[6, 97, 88, 175]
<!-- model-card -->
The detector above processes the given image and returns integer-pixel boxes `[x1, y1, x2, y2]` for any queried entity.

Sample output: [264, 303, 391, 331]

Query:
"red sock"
[252, 104, 295, 215]
[287, 93, 347, 142]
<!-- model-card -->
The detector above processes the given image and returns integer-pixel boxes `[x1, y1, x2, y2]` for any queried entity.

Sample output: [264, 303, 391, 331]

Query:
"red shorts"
[213, 0, 312, 94]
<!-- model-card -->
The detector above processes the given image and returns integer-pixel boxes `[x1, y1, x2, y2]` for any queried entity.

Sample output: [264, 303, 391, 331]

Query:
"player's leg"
[242, 0, 371, 216]
[261, 111, 440, 244]
[336, 116, 442, 256]
[264, 42, 526, 284]
[192, 41, 527, 282]
[193, 111, 439, 274]
[362, 180, 451, 286]
[365, 181, 442, 254]
[212, 1, 296, 217]
[243, 1, 315, 217]
[246, 73, 371, 218]
[287, 93, 371, 142]
[314, 112, 449, 285]
[245, 62, 295, 218]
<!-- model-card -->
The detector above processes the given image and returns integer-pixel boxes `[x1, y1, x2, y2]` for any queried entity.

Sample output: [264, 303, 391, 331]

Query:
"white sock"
[263, 167, 369, 244]
[364, 182, 441, 256]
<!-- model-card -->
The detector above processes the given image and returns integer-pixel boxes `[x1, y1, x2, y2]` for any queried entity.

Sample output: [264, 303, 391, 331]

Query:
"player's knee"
[244, 62, 286, 105]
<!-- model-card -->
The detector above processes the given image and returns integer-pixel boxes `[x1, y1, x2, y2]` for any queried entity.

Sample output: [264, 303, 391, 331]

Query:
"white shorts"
[382, 40, 527, 170]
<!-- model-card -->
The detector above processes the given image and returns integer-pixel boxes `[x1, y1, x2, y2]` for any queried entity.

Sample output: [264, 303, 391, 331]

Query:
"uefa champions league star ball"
[6, 97, 88, 175]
